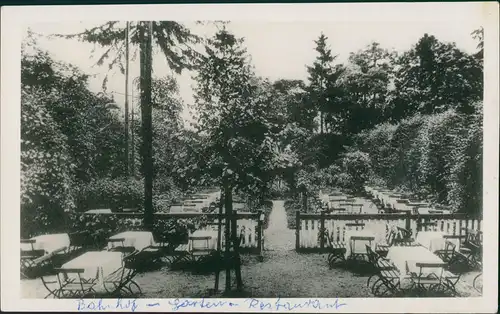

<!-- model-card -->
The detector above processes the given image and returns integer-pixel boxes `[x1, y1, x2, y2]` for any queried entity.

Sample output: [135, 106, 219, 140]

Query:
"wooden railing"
[67, 211, 264, 255]
[295, 211, 483, 252]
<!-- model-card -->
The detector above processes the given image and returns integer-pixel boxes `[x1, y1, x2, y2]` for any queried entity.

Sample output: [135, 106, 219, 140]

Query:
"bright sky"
[26, 18, 482, 125]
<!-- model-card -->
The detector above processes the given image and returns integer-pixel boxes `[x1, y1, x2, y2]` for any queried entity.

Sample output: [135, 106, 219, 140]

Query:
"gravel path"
[264, 200, 295, 251]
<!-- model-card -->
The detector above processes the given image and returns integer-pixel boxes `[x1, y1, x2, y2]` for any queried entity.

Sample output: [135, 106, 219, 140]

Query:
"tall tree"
[60, 21, 202, 228]
[306, 33, 337, 134]
[389, 34, 482, 119]
[192, 27, 279, 291]
[337, 42, 395, 134]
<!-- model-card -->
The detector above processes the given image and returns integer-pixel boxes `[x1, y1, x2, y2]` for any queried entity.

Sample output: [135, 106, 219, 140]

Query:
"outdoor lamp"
[259, 213, 265, 221]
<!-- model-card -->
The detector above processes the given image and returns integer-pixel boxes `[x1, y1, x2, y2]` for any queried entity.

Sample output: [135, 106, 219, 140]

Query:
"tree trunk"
[223, 180, 232, 291]
[140, 21, 154, 229]
[124, 21, 130, 176]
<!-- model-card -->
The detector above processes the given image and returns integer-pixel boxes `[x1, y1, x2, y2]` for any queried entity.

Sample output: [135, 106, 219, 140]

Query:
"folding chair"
[441, 268, 462, 296]
[459, 230, 482, 269]
[409, 262, 447, 297]
[392, 227, 416, 246]
[27, 252, 62, 299]
[103, 251, 142, 297]
[54, 268, 97, 298]
[190, 235, 213, 263]
[21, 239, 47, 279]
[348, 235, 373, 262]
[375, 225, 395, 257]
[366, 245, 396, 290]
[326, 231, 346, 269]
[434, 240, 457, 263]
[107, 238, 137, 259]
[67, 231, 92, 257]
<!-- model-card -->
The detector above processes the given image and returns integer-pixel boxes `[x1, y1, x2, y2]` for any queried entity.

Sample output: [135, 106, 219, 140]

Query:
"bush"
[357, 104, 482, 215]
[75, 177, 144, 212]
[332, 150, 372, 194]
[66, 213, 208, 248]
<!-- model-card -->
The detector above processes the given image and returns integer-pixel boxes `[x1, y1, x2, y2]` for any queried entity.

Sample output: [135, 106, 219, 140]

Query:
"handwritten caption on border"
[77, 297, 346, 312]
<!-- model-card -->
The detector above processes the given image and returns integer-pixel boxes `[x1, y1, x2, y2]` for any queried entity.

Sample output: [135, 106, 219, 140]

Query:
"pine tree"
[306, 33, 336, 134]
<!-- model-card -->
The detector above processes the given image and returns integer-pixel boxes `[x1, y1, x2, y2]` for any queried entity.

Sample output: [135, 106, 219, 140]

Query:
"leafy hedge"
[358, 104, 482, 214]
[63, 213, 208, 249]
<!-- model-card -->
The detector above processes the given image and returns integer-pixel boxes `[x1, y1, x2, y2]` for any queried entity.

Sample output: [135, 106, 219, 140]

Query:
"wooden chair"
[459, 230, 482, 269]
[103, 251, 142, 297]
[21, 239, 47, 278]
[326, 231, 346, 269]
[434, 240, 457, 263]
[392, 227, 416, 246]
[348, 235, 373, 261]
[190, 235, 213, 262]
[67, 231, 92, 257]
[107, 238, 137, 259]
[409, 262, 447, 296]
[54, 268, 97, 298]
[365, 245, 397, 290]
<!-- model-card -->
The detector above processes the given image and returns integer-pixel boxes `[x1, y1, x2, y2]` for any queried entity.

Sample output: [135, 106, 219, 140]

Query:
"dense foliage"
[357, 103, 482, 214]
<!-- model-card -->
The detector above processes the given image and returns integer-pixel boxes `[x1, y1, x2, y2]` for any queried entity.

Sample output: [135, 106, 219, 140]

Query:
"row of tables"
[341, 224, 462, 280]
[365, 186, 451, 214]
[22, 227, 220, 294]
[169, 191, 221, 213]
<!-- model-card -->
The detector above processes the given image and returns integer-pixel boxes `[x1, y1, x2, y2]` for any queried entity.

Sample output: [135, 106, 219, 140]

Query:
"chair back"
[365, 244, 378, 265]
[68, 231, 92, 248]
[107, 238, 136, 256]
[21, 239, 36, 251]
[444, 240, 456, 253]
[21, 239, 46, 259]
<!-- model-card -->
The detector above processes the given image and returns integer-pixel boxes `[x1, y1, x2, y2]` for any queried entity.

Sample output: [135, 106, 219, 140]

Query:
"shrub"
[66, 213, 208, 248]
[334, 150, 372, 194]
[75, 177, 144, 212]
[21, 88, 76, 238]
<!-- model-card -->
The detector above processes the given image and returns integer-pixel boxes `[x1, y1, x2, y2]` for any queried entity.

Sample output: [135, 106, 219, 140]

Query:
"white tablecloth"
[416, 231, 446, 252]
[345, 230, 375, 258]
[21, 233, 70, 254]
[61, 251, 123, 291]
[190, 229, 218, 251]
[416, 231, 460, 252]
[108, 231, 156, 251]
[387, 246, 444, 280]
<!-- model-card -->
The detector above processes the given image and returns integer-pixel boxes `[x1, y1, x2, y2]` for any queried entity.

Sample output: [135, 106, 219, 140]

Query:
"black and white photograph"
[1, 2, 498, 313]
